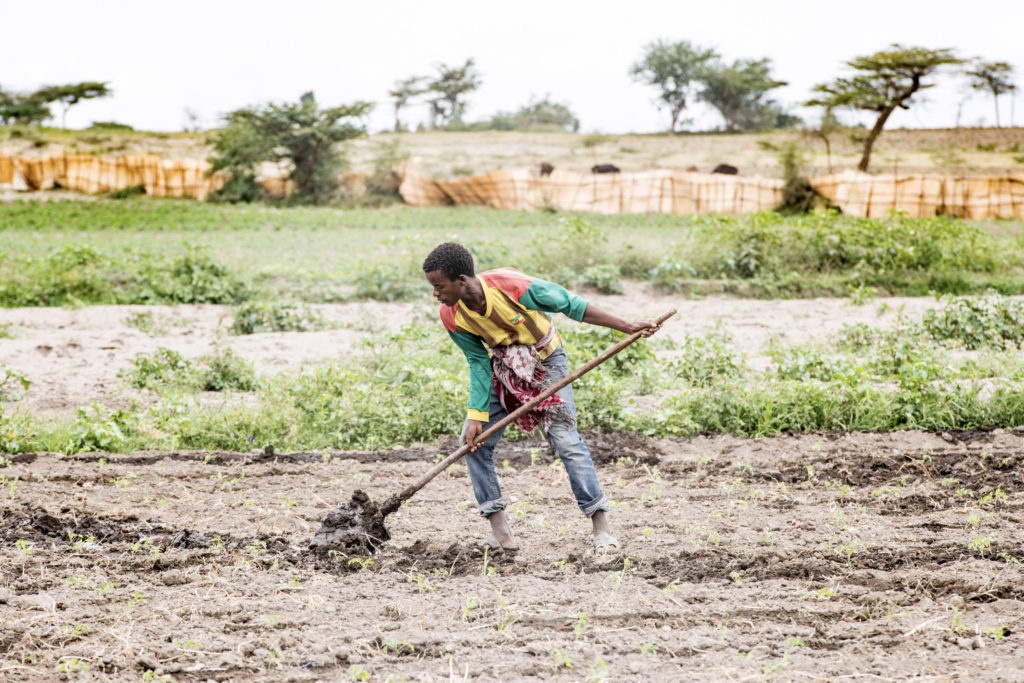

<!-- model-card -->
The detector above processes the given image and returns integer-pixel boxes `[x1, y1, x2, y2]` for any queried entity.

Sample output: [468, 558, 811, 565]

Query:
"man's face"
[425, 270, 467, 306]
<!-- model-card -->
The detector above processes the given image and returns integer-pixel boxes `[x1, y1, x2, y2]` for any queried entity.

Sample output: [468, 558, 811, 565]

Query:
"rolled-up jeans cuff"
[478, 497, 507, 518]
[582, 496, 609, 518]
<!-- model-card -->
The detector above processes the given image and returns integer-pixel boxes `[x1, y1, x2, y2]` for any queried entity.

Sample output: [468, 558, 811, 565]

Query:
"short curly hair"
[422, 242, 475, 281]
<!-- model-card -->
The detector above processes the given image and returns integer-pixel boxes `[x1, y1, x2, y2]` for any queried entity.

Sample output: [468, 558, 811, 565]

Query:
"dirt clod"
[309, 489, 391, 554]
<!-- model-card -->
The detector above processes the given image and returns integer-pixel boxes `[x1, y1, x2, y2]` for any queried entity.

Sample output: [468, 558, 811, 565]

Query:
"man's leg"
[462, 387, 518, 549]
[542, 350, 616, 547]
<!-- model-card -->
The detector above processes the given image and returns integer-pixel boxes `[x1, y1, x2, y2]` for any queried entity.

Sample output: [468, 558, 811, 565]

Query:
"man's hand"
[582, 305, 663, 338]
[461, 419, 486, 451]
[625, 319, 661, 338]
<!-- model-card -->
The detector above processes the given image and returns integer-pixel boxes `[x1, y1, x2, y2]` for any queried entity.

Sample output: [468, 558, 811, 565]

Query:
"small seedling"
[550, 649, 573, 669]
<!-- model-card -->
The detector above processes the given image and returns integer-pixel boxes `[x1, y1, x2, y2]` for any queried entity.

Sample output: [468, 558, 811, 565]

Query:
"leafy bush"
[68, 403, 132, 453]
[669, 328, 743, 386]
[580, 264, 624, 294]
[121, 348, 197, 390]
[230, 302, 327, 335]
[200, 347, 257, 391]
[648, 259, 696, 294]
[0, 243, 245, 307]
[921, 292, 1024, 350]
[767, 346, 856, 382]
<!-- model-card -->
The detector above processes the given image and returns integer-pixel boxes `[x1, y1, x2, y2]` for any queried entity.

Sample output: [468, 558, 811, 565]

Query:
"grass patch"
[2, 200, 1023, 306]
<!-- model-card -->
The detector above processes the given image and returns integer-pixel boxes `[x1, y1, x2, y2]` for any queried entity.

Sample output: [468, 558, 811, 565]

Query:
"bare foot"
[591, 511, 619, 550]
[484, 509, 519, 550]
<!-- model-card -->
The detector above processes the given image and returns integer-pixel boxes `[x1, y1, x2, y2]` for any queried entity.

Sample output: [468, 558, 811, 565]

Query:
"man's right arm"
[448, 330, 491, 423]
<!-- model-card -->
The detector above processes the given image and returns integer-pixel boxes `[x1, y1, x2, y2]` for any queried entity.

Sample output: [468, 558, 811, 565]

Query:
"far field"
[3, 126, 1024, 180]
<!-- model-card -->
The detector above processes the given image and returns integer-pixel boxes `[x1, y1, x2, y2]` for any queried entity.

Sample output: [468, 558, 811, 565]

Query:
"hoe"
[310, 308, 676, 554]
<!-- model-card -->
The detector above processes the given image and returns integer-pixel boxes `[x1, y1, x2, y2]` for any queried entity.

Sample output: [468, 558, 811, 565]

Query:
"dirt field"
[2, 294, 1024, 680]
[2, 428, 1022, 681]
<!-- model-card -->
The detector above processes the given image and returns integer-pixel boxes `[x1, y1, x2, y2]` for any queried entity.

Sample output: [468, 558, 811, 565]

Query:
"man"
[422, 242, 660, 551]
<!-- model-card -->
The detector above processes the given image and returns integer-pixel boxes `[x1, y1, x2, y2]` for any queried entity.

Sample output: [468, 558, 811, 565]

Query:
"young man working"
[422, 242, 660, 551]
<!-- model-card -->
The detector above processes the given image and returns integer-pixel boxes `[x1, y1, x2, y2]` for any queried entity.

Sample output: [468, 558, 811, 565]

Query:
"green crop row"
[4, 293, 1024, 455]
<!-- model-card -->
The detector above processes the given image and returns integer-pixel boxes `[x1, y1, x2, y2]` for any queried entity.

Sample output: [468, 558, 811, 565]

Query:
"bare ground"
[2, 428, 1023, 681]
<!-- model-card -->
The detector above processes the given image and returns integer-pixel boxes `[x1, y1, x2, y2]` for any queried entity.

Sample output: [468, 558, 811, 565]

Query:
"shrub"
[581, 264, 624, 294]
[230, 301, 327, 335]
[669, 328, 743, 386]
[201, 348, 257, 391]
[68, 404, 132, 453]
[122, 348, 197, 390]
[921, 292, 1024, 350]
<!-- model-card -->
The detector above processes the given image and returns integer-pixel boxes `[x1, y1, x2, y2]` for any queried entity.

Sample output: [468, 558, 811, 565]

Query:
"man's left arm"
[520, 277, 660, 336]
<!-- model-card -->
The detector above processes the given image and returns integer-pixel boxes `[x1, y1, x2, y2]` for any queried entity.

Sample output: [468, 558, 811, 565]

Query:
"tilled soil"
[2, 428, 1023, 681]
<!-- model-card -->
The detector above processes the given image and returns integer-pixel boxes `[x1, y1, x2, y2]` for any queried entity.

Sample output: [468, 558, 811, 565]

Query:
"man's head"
[423, 242, 475, 306]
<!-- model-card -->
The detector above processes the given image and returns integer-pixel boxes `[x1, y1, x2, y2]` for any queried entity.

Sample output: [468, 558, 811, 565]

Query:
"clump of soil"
[309, 489, 393, 554]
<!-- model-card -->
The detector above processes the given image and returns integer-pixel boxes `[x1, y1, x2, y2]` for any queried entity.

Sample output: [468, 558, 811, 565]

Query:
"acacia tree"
[427, 59, 481, 129]
[629, 40, 717, 134]
[807, 45, 963, 172]
[965, 60, 1016, 127]
[0, 87, 51, 125]
[698, 58, 787, 132]
[388, 76, 427, 132]
[32, 81, 111, 128]
[209, 92, 372, 204]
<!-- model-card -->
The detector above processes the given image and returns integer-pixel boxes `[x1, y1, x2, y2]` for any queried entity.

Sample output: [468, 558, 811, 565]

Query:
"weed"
[230, 301, 327, 335]
[461, 595, 478, 622]
[405, 567, 436, 593]
[494, 590, 518, 633]
[574, 611, 591, 640]
[550, 649, 573, 669]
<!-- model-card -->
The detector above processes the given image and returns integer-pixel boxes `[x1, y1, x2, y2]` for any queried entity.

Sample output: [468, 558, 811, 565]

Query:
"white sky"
[2, 0, 1022, 133]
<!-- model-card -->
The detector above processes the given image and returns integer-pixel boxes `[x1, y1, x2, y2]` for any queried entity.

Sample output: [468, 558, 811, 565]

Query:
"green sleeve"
[449, 330, 492, 422]
[519, 277, 590, 321]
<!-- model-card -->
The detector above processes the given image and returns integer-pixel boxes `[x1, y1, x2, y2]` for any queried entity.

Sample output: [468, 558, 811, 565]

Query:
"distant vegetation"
[2, 200, 1023, 308]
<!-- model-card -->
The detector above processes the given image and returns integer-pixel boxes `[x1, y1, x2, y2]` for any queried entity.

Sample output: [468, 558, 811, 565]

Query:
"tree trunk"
[824, 137, 832, 174]
[394, 103, 402, 133]
[858, 106, 896, 172]
[994, 95, 1001, 128]
[669, 108, 679, 135]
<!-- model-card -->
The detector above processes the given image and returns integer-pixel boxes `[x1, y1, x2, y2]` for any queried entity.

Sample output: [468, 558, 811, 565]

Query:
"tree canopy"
[807, 44, 963, 171]
[387, 76, 428, 132]
[698, 58, 788, 132]
[966, 60, 1017, 127]
[427, 59, 481, 129]
[209, 92, 372, 204]
[629, 40, 717, 134]
[32, 81, 111, 128]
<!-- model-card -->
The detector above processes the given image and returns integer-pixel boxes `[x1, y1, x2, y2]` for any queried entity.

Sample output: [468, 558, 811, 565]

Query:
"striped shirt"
[439, 268, 589, 422]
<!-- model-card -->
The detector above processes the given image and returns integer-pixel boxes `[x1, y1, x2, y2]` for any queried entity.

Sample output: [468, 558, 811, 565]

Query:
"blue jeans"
[464, 347, 610, 518]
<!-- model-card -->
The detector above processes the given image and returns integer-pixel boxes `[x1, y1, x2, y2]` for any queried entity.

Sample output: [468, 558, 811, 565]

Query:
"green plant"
[68, 403, 132, 452]
[353, 264, 418, 301]
[122, 347, 196, 389]
[230, 301, 326, 335]
[550, 649, 573, 669]
[201, 347, 257, 391]
[209, 92, 371, 204]
[494, 590, 518, 633]
[580, 263, 624, 294]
